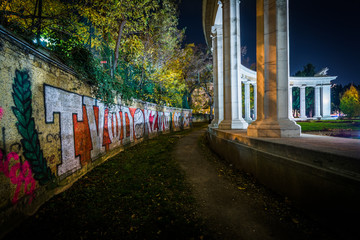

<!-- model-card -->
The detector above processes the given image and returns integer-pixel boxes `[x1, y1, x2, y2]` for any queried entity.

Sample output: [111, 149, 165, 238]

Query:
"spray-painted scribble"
[0, 150, 36, 204]
[0, 107, 3, 121]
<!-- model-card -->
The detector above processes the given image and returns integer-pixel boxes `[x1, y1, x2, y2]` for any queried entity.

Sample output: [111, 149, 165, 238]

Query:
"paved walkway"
[174, 127, 336, 240]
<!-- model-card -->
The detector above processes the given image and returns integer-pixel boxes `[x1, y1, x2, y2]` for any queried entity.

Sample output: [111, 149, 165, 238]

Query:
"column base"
[219, 119, 249, 130]
[321, 115, 332, 120]
[313, 115, 322, 120]
[247, 119, 301, 137]
[209, 118, 222, 128]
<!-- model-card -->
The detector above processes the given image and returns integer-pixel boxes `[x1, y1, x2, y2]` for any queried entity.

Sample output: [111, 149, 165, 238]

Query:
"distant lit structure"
[203, 0, 337, 136]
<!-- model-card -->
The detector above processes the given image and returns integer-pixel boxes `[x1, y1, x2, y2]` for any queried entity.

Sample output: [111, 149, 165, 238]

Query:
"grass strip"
[5, 123, 211, 240]
[297, 120, 360, 132]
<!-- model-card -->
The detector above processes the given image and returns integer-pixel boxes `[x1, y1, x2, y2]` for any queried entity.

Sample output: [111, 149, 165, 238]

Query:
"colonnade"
[208, 0, 336, 137]
[289, 81, 334, 119]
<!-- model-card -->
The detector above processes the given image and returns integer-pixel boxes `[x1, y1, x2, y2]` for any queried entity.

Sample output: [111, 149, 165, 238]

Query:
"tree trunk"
[113, 19, 127, 76]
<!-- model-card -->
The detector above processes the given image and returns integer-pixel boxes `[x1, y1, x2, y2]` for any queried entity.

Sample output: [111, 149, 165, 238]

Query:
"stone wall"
[207, 127, 360, 235]
[0, 27, 191, 237]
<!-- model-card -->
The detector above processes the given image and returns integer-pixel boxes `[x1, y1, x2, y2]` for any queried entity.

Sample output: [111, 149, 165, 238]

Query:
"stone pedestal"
[247, 0, 300, 137]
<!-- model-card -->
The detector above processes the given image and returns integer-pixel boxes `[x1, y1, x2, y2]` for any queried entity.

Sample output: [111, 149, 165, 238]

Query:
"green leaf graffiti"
[12, 70, 53, 185]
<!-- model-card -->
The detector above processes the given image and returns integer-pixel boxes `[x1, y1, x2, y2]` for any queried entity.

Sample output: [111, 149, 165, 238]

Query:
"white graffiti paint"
[45, 85, 83, 176]
[108, 105, 122, 150]
[44, 85, 192, 177]
[83, 96, 106, 159]
[134, 109, 144, 139]
[121, 106, 134, 144]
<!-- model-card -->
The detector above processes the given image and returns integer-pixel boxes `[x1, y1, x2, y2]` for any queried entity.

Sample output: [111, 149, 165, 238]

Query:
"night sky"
[178, 0, 360, 86]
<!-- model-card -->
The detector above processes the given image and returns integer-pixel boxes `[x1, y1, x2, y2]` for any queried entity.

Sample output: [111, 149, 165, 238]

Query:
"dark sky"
[178, 0, 360, 86]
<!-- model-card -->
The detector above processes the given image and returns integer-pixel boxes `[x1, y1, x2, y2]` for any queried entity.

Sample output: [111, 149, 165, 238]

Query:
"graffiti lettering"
[46, 133, 60, 143]
[84, 96, 106, 159]
[133, 109, 144, 139]
[44, 85, 192, 177]
[45, 85, 83, 176]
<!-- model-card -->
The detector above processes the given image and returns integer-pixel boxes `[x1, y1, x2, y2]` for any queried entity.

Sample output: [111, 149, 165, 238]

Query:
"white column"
[217, 25, 224, 124]
[314, 85, 321, 118]
[244, 81, 251, 121]
[253, 82, 257, 120]
[300, 86, 306, 119]
[247, 0, 300, 137]
[210, 26, 219, 127]
[321, 84, 331, 118]
[219, 0, 248, 129]
[288, 86, 293, 119]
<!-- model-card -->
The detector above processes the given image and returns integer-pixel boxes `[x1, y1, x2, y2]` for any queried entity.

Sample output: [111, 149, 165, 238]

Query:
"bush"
[339, 85, 360, 118]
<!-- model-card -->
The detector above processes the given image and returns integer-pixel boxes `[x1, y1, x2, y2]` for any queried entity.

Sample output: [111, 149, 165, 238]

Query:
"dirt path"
[173, 127, 331, 240]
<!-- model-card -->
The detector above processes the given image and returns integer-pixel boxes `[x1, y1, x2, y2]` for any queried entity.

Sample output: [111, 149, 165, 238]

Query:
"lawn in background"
[297, 119, 360, 132]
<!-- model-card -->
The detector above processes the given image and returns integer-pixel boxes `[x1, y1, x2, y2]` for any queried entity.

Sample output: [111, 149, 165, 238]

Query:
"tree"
[331, 83, 343, 112]
[181, 45, 213, 115]
[292, 63, 316, 116]
[339, 85, 360, 118]
[1, 0, 200, 109]
[295, 63, 316, 77]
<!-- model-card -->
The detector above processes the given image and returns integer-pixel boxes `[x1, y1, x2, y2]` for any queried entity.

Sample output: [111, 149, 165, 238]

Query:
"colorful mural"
[0, 31, 191, 235]
[44, 84, 191, 177]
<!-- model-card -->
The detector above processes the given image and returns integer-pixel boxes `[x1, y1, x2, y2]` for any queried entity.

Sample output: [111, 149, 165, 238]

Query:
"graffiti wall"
[0, 27, 191, 235]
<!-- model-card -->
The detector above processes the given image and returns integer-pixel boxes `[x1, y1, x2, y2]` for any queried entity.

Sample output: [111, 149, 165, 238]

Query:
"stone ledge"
[207, 127, 360, 230]
[209, 127, 360, 180]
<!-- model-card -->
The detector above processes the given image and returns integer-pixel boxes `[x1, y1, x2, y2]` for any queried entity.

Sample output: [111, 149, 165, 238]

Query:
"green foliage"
[11, 70, 53, 185]
[1, 0, 195, 108]
[297, 120, 360, 132]
[295, 63, 316, 77]
[339, 85, 360, 117]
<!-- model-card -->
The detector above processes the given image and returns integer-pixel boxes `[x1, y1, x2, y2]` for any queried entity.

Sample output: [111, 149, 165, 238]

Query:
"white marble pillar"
[288, 86, 293, 119]
[217, 25, 224, 124]
[244, 81, 251, 122]
[321, 84, 331, 118]
[253, 83, 257, 120]
[314, 85, 321, 118]
[219, 0, 248, 129]
[210, 26, 219, 127]
[300, 86, 306, 119]
[247, 0, 300, 137]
